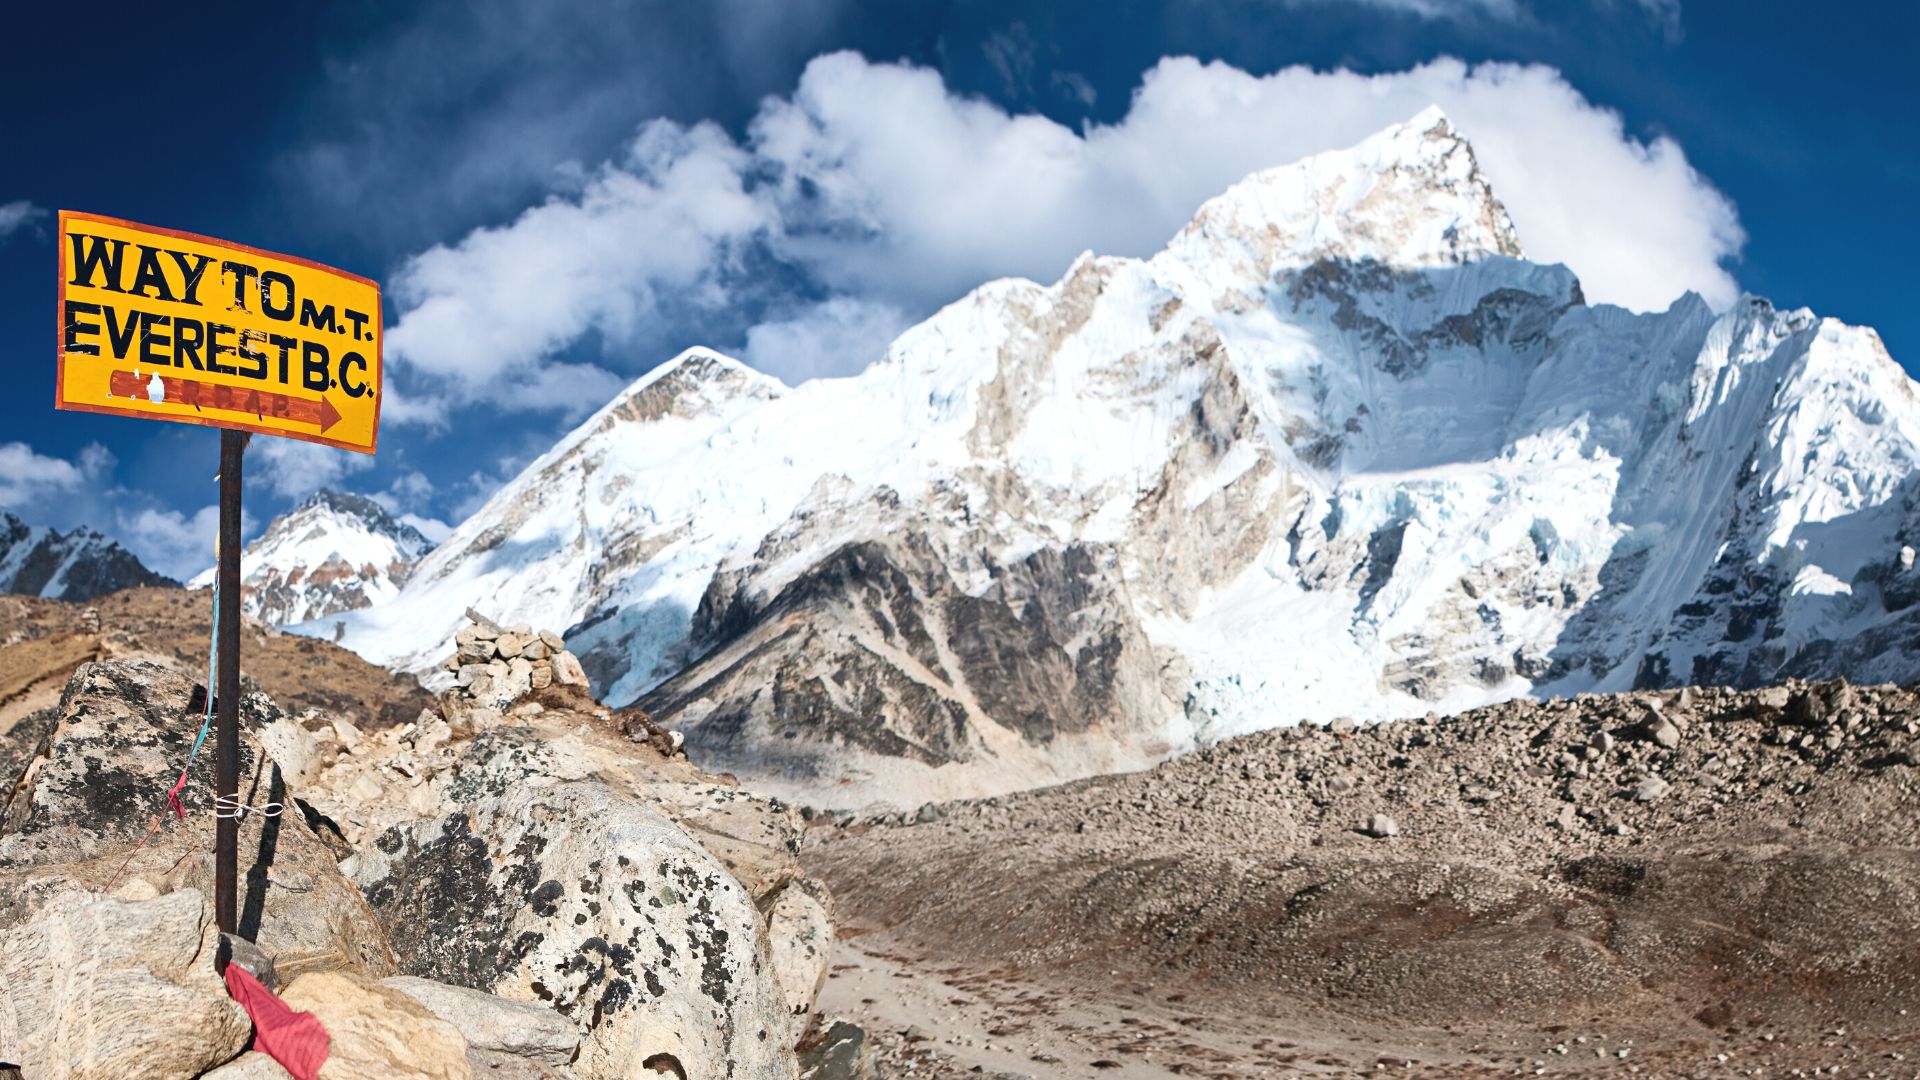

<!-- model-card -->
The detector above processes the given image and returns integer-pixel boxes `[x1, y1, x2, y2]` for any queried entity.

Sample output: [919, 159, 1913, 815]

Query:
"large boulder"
[285, 702, 832, 1045]
[0, 659, 395, 981]
[0, 888, 250, 1079]
[279, 970, 471, 1080]
[287, 697, 814, 1077]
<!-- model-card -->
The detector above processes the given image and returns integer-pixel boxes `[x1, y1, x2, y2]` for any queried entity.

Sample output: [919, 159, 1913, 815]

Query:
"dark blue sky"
[1, 0, 1913, 577]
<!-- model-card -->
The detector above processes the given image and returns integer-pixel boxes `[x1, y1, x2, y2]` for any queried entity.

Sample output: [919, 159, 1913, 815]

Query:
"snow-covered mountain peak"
[319, 112, 1917, 809]
[1164, 107, 1523, 290]
[569, 347, 788, 449]
[196, 489, 433, 626]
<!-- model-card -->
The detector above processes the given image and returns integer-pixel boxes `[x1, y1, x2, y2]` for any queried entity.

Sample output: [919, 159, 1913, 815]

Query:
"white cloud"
[1633, 0, 1684, 40]
[366, 471, 453, 543]
[0, 440, 239, 582]
[0, 201, 47, 242]
[0, 441, 112, 509]
[1287, 0, 1522, 18]
[743, 298, 911, 384]
[1051, 71, 1098, 107]
[387, 121, 769, 414]
[400, 514, 454, 545]
[1270, 0, 1680, 35]
[247, 437, 376, 499]
[387, 52, 1742, 411]
[115, 504, 228, 582]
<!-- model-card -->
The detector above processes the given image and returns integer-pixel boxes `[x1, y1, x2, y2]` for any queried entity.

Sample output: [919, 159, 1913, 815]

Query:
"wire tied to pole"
[212, 794, 284, 820]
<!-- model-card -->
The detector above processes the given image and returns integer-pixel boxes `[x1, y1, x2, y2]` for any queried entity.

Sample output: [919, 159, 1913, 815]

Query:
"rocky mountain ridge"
[320, 109, 1920, 808]
[0, 511, 175, 602]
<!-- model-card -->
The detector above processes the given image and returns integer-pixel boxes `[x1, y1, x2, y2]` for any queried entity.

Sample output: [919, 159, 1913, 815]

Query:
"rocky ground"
[806, 682, 1920, 1078]
[5, 587, 1919, 1078]
[0, 593, 835, 1079]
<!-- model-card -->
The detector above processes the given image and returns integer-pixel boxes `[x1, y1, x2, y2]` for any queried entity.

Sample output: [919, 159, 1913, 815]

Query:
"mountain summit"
[202, 490, 434, 626]
[319, 112, 1917, 806]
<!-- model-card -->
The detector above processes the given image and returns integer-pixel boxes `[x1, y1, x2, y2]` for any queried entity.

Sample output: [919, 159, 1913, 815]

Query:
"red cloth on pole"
[224, 962, 329, 1080]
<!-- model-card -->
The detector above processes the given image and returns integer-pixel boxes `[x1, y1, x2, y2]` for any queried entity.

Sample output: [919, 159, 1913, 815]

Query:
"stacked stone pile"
[441, 608, 590, 721]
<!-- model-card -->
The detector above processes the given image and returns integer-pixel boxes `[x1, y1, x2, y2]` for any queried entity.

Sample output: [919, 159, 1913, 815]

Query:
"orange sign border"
[54, 209, 383, 455]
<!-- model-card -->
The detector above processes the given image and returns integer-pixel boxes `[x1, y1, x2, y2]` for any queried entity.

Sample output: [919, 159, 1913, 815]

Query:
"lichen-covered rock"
[279, 970, 472, 1080]
[0, 888, 250, 1079]
[349, 778, 797, 1079]
[239, 664, 818, 1078]
[0, 659, 396, 980]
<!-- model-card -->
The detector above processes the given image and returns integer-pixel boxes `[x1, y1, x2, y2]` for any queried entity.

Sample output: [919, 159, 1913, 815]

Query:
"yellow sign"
[56, 211, 382, 454]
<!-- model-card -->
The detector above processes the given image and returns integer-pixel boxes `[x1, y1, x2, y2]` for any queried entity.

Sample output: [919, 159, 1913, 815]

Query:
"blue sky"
[1, 0, 1913, 580]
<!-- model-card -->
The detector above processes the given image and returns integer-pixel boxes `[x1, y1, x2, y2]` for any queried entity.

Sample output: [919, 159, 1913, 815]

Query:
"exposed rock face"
[0, 889, 250, 1079]
[326, 111, 1920, 809]
[193, 490, 435, 627]
[0, 510, 175, 602]
[640, 529, 1179, 802]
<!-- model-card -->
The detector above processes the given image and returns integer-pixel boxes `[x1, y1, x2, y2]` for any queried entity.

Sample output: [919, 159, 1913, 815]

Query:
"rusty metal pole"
[215, 429, 246, 935]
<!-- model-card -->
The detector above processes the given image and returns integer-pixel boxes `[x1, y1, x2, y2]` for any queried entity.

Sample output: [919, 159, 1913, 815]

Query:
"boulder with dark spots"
[349, 779, 798, 1079]
[247, 669, 823, 1076]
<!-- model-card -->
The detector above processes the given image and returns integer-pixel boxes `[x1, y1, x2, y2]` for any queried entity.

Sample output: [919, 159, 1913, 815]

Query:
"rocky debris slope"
[0, 589, 435, 779]
[808, 679, 1920, 1077]
[191, 491, 435, 628]
[0, 614, 832, 1077]
[327, 111, 1920, 810]
[0, 511, 175, 603]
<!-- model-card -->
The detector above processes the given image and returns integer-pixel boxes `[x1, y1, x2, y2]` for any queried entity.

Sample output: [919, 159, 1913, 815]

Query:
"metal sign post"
[214, 429, 246, 933]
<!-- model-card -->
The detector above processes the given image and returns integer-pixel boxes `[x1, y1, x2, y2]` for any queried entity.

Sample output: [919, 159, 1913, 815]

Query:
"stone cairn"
[441, 607, 591, 723]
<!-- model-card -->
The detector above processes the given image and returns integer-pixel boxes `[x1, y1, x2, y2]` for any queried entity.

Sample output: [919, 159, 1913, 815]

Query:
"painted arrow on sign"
[107, 370, 344, 434]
